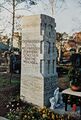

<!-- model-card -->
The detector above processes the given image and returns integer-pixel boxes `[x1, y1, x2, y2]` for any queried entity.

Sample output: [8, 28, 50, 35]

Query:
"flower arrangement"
[68, 67, 81, 86]
[6, 97, 80, 120]
[68, 53, 81, 91]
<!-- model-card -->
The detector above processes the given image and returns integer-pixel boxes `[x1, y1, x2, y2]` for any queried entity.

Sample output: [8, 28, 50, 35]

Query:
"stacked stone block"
[21, 14, 58, 107]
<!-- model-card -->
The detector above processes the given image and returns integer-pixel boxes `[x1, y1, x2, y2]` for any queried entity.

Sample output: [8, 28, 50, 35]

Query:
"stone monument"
[20, 14, 58, 107]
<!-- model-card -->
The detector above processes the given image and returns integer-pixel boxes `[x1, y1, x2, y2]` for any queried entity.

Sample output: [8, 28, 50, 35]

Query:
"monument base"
[20, 75, 58, 107]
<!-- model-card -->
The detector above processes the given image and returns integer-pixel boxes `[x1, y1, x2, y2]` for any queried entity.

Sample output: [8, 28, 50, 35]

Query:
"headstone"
[20, 14, 58, 107]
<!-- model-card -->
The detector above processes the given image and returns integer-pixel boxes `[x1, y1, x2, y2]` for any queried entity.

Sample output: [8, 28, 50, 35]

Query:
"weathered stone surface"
[21, 14, 58, 107]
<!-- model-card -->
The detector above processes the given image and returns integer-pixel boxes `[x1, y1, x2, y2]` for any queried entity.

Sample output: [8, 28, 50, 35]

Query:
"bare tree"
[0, 0, 39, 49]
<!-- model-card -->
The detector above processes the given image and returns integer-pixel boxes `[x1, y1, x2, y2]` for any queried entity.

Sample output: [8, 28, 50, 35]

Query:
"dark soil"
[0, 72, 20, 116]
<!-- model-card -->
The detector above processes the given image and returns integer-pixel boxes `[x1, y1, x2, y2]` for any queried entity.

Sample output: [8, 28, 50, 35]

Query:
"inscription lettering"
[23, 40, 39, 64]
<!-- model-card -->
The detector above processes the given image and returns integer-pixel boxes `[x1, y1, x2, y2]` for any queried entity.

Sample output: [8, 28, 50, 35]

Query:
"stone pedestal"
[20, 14, 58, 107]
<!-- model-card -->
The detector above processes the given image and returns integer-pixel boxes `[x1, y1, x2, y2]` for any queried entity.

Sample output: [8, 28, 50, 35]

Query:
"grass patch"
[0, 73, 20, 88]
[11, 79, 20, 85]
[0, 77, 9, 87]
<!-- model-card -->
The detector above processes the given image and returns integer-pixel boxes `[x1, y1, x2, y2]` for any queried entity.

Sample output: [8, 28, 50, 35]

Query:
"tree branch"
[0, 5, 13, 14]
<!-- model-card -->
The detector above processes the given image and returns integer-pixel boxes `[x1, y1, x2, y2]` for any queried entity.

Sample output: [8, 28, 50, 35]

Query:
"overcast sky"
[55, 0, 81, 34]
[0, 0, 81, 35]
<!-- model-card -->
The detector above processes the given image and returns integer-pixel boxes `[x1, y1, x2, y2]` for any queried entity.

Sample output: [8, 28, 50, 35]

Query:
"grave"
[20, 14, 58, 107]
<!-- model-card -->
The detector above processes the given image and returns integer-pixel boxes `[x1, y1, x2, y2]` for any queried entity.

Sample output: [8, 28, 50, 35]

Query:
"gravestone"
[20, 14, 58, 107]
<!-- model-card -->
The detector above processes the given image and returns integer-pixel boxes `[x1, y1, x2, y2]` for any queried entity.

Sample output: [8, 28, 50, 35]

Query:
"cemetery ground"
[0, 68, 81, 120]
[0, 72, 20, 116]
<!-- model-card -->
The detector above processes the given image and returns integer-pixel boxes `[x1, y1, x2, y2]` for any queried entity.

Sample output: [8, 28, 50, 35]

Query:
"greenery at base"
[6, 97, 81, 120]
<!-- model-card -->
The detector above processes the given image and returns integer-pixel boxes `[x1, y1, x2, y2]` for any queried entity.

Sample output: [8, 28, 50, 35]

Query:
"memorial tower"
[21, 14, 58, 107]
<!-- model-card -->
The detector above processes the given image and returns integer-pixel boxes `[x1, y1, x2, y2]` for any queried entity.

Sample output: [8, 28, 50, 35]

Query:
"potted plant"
[68, 67, 81, 91]
[68, 53, 81, 91]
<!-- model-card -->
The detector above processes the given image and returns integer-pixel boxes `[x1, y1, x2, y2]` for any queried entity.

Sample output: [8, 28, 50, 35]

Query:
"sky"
[55, 0, 81, 34]
[0, 0, 81, 35]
